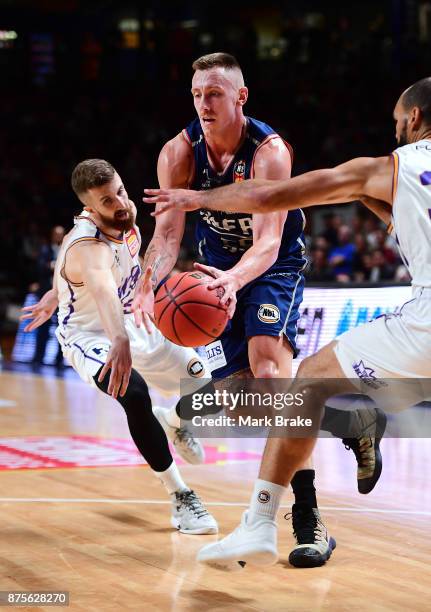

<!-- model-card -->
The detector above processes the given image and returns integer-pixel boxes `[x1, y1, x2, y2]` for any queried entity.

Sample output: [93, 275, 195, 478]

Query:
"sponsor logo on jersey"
[125, 228, 139, 257]
[234, 159, 246, 182]
[258, 490, 271, 503]
[258, 304, 280, 323]
[352, 360, 388, 390]
[187, 358, 205, 378]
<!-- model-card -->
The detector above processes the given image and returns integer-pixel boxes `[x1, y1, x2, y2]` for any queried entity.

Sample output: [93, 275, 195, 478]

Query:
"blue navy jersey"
[184, 116, 306, 271]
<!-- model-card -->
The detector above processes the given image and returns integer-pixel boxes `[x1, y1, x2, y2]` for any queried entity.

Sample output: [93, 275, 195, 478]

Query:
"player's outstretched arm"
[144, 156, 394, 215]
[134, 135, 192, 329]
[73, 241, 132, 399]
[20, 237, 69, 331]
[142, 135, 191, 285]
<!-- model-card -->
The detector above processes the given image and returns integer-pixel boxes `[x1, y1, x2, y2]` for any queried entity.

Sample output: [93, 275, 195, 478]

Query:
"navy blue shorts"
[204, 270, 305, 380]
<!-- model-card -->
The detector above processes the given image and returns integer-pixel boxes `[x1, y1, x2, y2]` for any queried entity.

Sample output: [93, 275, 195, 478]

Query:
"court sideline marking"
[0, 498, 428, 516]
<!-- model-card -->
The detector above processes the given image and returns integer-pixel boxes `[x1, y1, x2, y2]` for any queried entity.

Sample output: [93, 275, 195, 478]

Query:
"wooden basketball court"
[0, 368, 429, 611]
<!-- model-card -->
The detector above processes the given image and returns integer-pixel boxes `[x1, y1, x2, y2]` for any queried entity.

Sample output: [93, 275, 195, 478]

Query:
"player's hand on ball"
[131, 266, 155, 333]
[193, 263, 238, 319]
[98, 336, 132, 399]
[143, 188, 201, 215]
[20, 288, 59, 332]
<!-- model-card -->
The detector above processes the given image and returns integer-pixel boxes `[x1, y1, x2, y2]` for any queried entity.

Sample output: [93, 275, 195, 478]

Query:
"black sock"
[291, 469, 318, 508]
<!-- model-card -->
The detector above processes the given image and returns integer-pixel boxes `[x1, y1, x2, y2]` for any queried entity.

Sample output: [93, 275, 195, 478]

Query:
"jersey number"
[221, 236, 252, 253]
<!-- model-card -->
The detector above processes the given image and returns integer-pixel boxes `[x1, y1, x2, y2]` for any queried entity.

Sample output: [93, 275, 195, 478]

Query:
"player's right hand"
[98, 336, 132, 399]
[20, 288, 59, 331]
[131, 266, 155, 333]
[143, 188, 201, 215]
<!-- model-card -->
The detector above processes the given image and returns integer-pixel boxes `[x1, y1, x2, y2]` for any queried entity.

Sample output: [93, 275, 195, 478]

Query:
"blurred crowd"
[1, 0, 427, 308]
[304, 212, 409, 284]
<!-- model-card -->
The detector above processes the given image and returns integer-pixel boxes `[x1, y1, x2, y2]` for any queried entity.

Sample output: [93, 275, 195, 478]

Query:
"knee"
[120, 379, 152, 415]
[297, 355, 319, 378]
[251, 359, 280, 378]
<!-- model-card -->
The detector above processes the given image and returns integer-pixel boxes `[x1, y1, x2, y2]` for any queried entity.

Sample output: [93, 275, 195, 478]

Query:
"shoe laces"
[285, 505, 326, 545]
[176, 490, 209, 519]
[175, 426, 197, 450]
[343, 436, 375, 467]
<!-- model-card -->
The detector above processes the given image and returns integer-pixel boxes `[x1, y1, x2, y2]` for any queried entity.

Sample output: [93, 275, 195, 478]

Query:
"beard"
[99, 210, 135, 233]
[397, 121, 408, 147]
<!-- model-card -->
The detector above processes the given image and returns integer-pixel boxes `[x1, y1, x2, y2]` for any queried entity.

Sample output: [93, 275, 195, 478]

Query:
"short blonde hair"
[192, 52, 241, 72]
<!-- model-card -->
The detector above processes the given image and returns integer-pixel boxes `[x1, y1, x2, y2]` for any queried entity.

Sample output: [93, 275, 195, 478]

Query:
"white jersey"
[392, 140, 431, 287]
[56, 214, 141, 339]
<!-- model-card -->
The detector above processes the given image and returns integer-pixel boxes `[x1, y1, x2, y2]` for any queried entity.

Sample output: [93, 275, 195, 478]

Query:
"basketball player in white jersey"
[143, 76, 431, 568]
[21, 159, 218, 535]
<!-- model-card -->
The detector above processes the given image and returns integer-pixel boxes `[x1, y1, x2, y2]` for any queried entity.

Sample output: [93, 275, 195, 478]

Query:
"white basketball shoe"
[171, 489, 218, 535]
[153, 406, 205, 465]
[197, 511, 278, 571]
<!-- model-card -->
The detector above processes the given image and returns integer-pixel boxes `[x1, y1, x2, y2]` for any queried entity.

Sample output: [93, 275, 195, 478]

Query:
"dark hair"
[71, 159, 116, 196]
[402, 77, 431, 125]
[192, 52, 241, 72]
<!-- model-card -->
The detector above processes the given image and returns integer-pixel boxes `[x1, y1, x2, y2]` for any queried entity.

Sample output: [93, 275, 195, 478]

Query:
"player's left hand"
[193, 262, 239, 319]
[20, 288, 59, 332]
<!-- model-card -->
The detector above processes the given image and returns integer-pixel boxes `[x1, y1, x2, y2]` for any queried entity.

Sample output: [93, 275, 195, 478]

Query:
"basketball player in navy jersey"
[143, 75, 431, 572]
[134, 52, 385, 567]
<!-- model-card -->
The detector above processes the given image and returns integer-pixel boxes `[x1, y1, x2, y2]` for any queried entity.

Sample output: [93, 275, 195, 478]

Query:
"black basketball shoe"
[287, 503, 336, 568]
[343, 406, 387, 494]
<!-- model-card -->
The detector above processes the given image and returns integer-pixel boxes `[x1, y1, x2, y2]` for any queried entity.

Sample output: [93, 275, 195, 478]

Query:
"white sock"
[154, 462, 188, 495]
[164, 405, 181, 429]
[248, 479, 286, 524]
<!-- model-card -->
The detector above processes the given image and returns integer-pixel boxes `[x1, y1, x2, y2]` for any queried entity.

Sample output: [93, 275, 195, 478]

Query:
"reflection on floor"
[0, 367, 430, 611]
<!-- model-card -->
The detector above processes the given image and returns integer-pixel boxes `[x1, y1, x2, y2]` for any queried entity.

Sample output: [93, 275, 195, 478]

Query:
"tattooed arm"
[143, 133, 193, 287]
[132, 133, 193, 329]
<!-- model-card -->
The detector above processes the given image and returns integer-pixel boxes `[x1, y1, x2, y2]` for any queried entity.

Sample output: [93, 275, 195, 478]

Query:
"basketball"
[154, 271, 229, 347]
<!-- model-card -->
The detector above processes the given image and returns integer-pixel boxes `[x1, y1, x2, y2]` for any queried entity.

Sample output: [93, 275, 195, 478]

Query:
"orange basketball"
[154, 271, 229, 347]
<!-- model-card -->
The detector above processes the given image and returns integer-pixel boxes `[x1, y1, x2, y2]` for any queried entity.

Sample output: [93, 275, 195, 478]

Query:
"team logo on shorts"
[233, 160, 246, 182]
[187, 358, 205, 378]
[258, 304, 280, 323]
[258, 490, 271, 503]
[352, 360, 388, 390]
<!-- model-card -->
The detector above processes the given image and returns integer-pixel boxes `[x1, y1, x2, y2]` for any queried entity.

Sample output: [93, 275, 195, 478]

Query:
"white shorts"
[334, 286, 431, 411]
[56, 315, 210, 397]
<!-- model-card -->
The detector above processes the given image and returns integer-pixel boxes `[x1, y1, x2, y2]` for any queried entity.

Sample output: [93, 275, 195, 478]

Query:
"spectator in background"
[368, 249, 395, 282]
[372, 227, 397, 265]
[354, 252, 373, 282]
[328, 224, 355, 282]
[363, 216, 380, 249]
[321, 212, 342, 248]
[305, 247, 334, 282]
[352, 233, 368, 281]
[33, 225, 65, 366]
